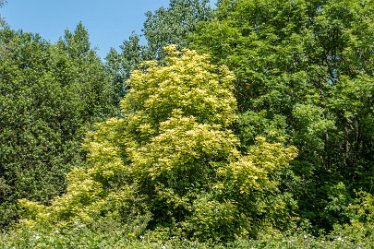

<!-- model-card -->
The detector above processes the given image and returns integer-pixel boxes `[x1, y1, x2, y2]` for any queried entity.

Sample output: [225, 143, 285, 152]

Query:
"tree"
[21, 46, 297, 241]
[105, 33, 145, 106]
[56, 23, 116, 120]
[192, 0, 374, 231]
[106, 0, 213, 108]
[143, 0, 213, 60]
[0, 25, 115, 227]
[0, 0, 7, 28]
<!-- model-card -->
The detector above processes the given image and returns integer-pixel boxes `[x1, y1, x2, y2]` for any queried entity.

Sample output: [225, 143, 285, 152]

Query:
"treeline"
[0, 23, 116, 227]
[0, 0, 374, 248]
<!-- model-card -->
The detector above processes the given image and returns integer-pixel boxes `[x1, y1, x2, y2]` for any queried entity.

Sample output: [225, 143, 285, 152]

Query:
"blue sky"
[1, 0, 178, 58]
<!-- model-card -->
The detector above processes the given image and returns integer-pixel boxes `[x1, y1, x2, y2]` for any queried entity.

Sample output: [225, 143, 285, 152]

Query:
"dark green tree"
[143, 0, 213, 60]
[192, 0, 374, 232]
[0, 25, 114, 227]
[56, 23, 115, 120]
[0, 0, 7, 28]
[105, 33, 145, 106]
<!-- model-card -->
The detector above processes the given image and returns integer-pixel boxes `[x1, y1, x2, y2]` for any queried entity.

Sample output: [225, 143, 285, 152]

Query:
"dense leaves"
[21, 47, 297, 241]
[105, 0, 213, 107]
[1, 0, 374, 246]
[192, 0, 374, 232]
[0, 25, 114, 227]
[143, 0, 212, 60]
[106, 33, 146, 106]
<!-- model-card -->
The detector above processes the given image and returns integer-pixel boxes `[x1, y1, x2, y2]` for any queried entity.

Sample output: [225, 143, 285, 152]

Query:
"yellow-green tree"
[21, 46, 297, 241]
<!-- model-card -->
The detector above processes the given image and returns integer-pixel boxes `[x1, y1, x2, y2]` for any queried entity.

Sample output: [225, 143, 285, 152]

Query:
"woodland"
[0, 0, 373, 248]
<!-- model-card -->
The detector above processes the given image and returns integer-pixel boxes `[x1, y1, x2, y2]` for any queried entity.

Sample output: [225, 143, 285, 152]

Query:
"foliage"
[192, 0, 374, 231]
[0, 0, 6, 28]
[2, 222, 374, 249]
[105, 0, 213, 108]
[20, 46, 297, 242]
[106, 33, 145, 106]
[1, 0, 374, 244]
[0, 25, 115, 227]
[143, 0, 213, 60]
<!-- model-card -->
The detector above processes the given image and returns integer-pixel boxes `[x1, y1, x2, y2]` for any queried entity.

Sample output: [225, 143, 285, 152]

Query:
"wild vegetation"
[0, 0, 373, 248]
[0, 24, 115, 228]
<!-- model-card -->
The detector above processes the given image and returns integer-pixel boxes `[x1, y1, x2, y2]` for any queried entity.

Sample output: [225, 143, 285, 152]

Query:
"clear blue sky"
[1, 0, 178, 58]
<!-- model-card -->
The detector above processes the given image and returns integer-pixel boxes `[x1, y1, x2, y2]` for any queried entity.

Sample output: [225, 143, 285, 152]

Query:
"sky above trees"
[2, 0, 177, 58]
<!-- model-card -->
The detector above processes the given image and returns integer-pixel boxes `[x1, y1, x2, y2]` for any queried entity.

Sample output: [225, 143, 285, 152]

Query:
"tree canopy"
[21, 46, 297, 241]
[0, 25, 115, 227]
[1, 0, 374, 246]
[105, 0, 213, 107]
[192, 0, 374, 231]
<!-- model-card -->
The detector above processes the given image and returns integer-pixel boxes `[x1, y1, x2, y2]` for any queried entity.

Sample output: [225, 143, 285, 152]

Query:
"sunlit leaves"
[21, 46, 297, 241]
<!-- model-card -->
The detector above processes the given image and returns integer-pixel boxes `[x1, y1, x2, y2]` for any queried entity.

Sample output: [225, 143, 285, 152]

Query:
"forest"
[0, 0, 373, 248]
